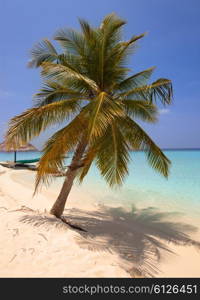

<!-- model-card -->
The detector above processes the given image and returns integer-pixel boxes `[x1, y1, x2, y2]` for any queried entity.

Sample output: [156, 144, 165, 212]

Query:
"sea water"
[79, 150, 200, 217]
[1, 150, 200, 218]
[0, 151, 41, 162]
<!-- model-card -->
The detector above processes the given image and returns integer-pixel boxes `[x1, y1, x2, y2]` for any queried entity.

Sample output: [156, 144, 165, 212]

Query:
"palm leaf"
[119, 79, 173, 105]
[114, 67, 155, 92]
[79, 18, 98, 42]
[77, 146, 97, 182]
[28, 39, 58, 68]
[108, 32, 147, 66]
[87, 92, 107, 140]
[41, 62, 99, 92]
[98, 13, 126, 88]
[86, 92, 125, 141]
[54, 28, 86, 56]
[119, 117, 170, 177]
[96, 123, 130, 186]
[123, 100, 157, 123]
[35, 113, 87, 191]
[5, 99, 81, 149]
[34, 80, 88, 106]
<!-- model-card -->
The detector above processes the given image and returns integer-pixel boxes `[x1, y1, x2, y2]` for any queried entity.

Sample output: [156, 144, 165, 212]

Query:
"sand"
[0, 165, 200, 278]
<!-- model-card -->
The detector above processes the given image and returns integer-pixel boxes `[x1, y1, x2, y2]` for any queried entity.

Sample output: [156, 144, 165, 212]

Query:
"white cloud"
[158, 108, 170, 115]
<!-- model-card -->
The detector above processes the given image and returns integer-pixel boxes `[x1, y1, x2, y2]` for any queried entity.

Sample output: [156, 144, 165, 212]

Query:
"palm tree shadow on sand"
[19, 205, 200, 277]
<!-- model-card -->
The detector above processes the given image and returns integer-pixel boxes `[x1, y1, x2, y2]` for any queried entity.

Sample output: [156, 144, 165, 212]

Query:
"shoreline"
[0, 166, 200, 277]
[10, 166, 200, 229]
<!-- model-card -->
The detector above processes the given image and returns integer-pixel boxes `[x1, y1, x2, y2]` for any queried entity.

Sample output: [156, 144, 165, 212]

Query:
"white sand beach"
[0, 165, 200, 278]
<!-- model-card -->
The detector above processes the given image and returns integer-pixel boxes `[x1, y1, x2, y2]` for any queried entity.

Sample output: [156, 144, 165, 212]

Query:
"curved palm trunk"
[50, 139, 87, 218]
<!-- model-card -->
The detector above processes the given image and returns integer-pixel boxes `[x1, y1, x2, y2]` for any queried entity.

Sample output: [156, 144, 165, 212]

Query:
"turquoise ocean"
[0, 150, 200, 221]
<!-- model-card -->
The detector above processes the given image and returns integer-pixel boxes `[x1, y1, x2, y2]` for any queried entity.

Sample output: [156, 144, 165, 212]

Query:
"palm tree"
[5, 14, 173, 219]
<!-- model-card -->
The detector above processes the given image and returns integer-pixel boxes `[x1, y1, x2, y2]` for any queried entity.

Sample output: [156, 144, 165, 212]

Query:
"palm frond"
[102, 33, 147, 89]
[114, 67, 155, 92]
[77, 146, 97, 182]
[119, 79, 173, 105]
[123, 100, 157, 123]
[100, 13, 126, 30]
[28, 39, 58, 68]
[87, 92, 107, 140]
[57, 53, 83, 73]
[34, 80, 88, 106]
[79, 18, 97, 42]
[41, 62, 99, 92]
[98, 13, 126, 88]
[110, 32, 147, 65]
[96, 123, 130, 186]
[100, 13, 126, 49]
[54, 28, 86, 56]
[5, 100, 81, 149]
[86, 92, 125, 141]
[149, 78, 173, 105]
[119, 117, 170, 177]
[35, 113, 87, 192]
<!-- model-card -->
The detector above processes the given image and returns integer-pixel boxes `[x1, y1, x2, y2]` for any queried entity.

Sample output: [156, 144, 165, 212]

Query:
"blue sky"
[0, 0, 200, 149]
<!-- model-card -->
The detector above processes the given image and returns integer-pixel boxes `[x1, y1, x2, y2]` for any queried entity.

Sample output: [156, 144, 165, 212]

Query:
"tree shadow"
[19, 205, 200, 277]
[19, 213, 68, 230]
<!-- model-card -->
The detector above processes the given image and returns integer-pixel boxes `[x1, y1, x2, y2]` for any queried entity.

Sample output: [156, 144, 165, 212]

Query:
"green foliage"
[5, 13, 173, 191]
